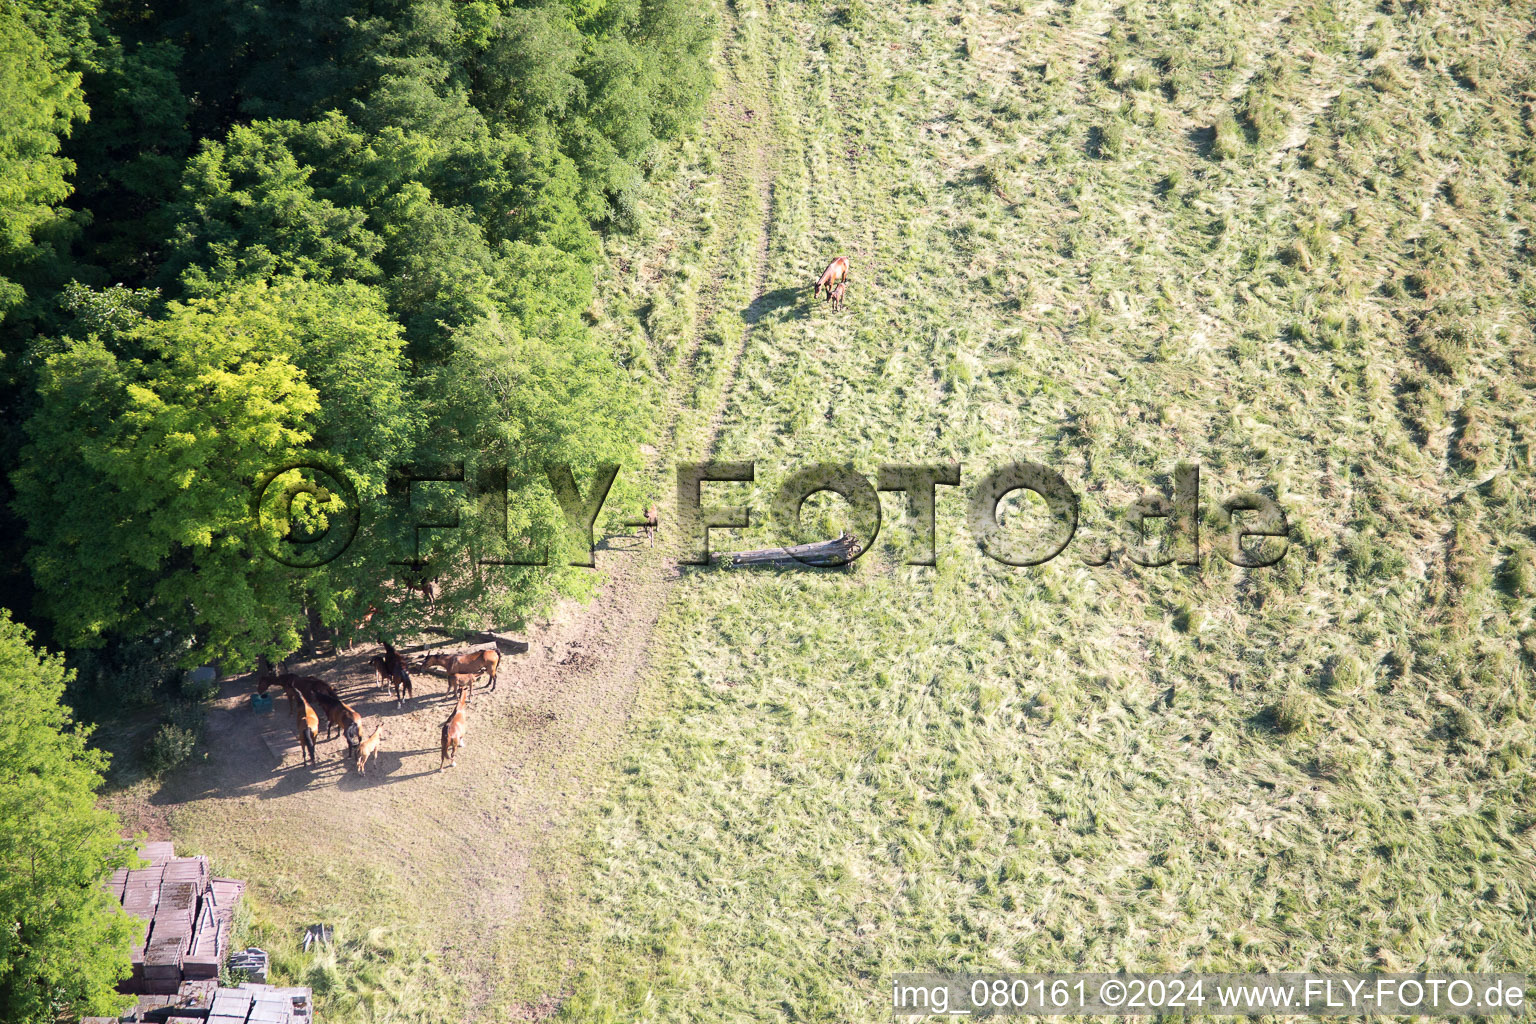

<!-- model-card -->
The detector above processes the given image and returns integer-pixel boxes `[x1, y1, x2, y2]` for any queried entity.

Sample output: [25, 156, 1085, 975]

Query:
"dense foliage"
[0, 0, 714, 667]
[0, 610, 136, 1022]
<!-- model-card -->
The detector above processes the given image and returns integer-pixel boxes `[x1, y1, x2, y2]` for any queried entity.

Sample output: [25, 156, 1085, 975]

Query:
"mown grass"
[545, 0, 1536, 1019]
[130, 0, 1536, 1019]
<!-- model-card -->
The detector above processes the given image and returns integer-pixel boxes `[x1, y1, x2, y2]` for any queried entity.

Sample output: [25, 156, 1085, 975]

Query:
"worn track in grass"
[104, 3, 783, 1019]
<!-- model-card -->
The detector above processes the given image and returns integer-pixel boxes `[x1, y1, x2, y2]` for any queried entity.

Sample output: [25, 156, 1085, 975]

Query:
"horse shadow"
[745, 286, 808, 325]
[256, 758, 352, 798]
[334, 747, 439, 790]
[1187, 123, 1217, 160]
[144, 669, 444, 805]
[595, 531, 651, 552]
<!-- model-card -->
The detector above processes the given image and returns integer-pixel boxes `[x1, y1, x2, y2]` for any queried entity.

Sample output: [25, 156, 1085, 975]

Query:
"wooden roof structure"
[82, 979, 314, 1024]
[103, 842, 245, 995]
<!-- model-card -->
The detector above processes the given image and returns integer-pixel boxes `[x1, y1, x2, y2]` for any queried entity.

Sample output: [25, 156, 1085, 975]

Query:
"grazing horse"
[355, 723, 384, 774]
[446, 671, 477, 701]
[440, 690, 469, 770]
[829, 280, 847, 311]
[418, 648, 501, 698]
[814, 256, 849, 301]
[257, 671, 337, 709]
[403, 577, 440, 614]
[641, 505, 659, 548]
[282, 684, 320, 766]
[314, 693, 364, 757]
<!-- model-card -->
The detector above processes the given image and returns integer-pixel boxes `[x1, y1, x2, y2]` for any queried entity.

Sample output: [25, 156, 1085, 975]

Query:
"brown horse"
[440, 690, 469, 770]
[829, 280, 847, 311]
[370, 643, 413, 706]
[257, 671, 337, 709]
[313, 692, 364, 757]
[367, 654, 390, 692]
[355, 723, 384, 774]
[281, 684, 320, 766]
[418, 648, 501, 698]
[403, 577, 440, 614]
[814, 256, 849, 301]
[641, 505, 659, 548]
[446, 671, 477, 701]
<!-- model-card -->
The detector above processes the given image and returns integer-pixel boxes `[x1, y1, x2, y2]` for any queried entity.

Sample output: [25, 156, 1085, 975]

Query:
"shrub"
[1093, 121, 1126, 159]
[1212, 112, 1245, 160]
[65, 634, 189, 721]
[1342, 530, 1409, 581]
[1413, 302, 1482, 376]
[146, 722, 198, 777]
[1500, 546, 1536, 598]
[145, 702, 207, 777]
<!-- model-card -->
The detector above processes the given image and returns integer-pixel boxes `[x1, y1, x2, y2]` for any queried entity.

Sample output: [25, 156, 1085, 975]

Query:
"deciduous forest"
[0, 2, 709, 1018]
[1, 0, 711, 675]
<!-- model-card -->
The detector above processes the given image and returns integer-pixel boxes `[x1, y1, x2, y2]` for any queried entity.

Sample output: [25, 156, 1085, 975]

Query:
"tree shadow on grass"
[146, 666, 458, 805]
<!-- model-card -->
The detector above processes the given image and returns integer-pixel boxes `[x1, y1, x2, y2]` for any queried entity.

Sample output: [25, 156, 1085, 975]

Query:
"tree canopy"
[15, 278, 413, 666]
[1, 0, 714, 666]
[0, 609, 136, 1022]
[0, 1, 91, 328]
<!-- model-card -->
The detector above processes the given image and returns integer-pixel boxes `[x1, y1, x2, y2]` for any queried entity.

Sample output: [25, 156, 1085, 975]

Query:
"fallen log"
[419, 627, 530, 655]
[726, 533, 862, 568]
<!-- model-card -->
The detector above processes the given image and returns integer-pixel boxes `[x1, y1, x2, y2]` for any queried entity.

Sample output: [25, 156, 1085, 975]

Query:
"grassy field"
[120, 0, 1536, 1020]
[549, 0, 1536, 1019]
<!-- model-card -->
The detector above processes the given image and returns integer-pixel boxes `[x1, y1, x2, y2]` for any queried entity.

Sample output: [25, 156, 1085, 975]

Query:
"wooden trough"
[725, 533, 863, 569]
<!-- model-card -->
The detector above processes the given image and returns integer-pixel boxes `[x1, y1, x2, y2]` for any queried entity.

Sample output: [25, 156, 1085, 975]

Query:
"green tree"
[165, 120, 384, 291]
[66, 37, 190, 285]
[12, 277, 414, 666]
[7, 0, 713, 665]
[0, 608, 135, 1023]
[0, 1, 91, 328]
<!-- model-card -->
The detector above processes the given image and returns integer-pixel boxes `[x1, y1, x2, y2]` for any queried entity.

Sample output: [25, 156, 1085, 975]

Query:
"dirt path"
[109, 7, 783, 1020]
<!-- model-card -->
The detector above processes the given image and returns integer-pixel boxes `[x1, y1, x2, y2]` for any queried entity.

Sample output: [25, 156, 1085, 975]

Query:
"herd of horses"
[252, 259, 847, 778]
[255, 641, 502, 774]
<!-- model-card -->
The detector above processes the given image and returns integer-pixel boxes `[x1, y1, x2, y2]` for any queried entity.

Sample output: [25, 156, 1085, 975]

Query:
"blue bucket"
[251, 692, 274, 715]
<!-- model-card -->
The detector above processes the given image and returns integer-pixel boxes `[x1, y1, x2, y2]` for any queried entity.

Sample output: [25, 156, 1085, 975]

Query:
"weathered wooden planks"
[102, 843, 246, 995]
